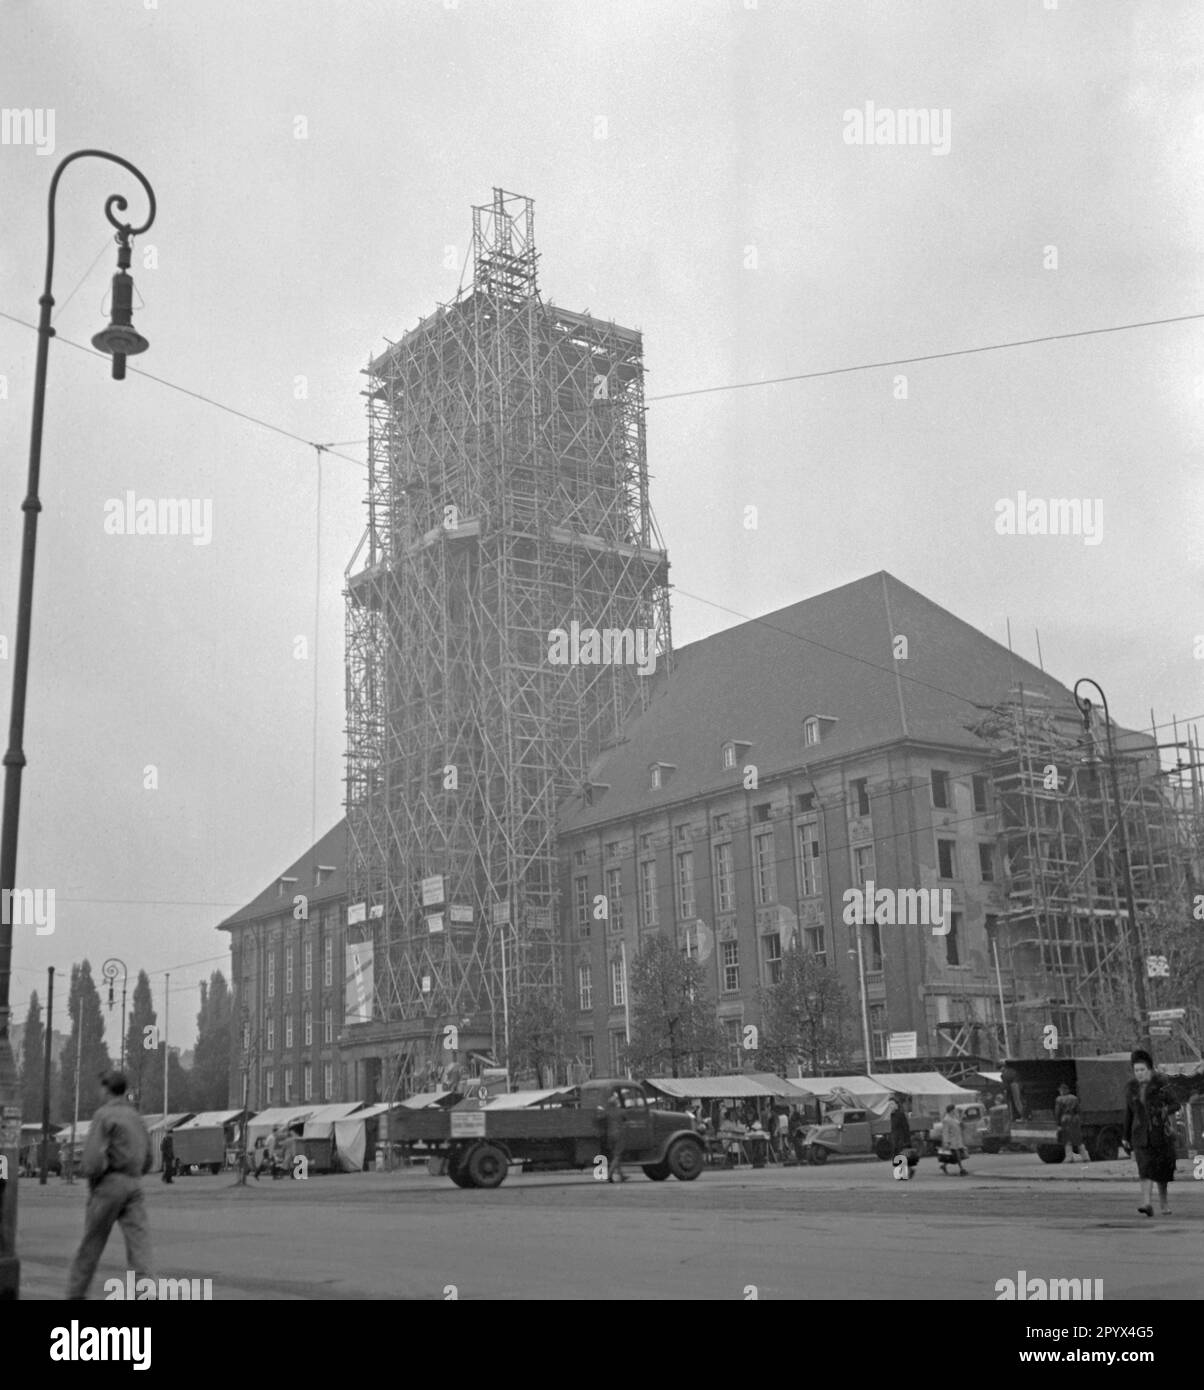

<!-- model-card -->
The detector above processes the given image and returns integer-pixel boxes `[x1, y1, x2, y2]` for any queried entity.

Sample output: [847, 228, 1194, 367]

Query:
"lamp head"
[92, 239, 148, 380]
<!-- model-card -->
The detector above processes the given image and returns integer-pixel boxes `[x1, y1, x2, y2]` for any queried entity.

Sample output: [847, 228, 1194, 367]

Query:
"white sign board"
[347, 902, 366, 926]
[1148, 1008, 1185, 1022]
[887, 1031, 918, 1060]
[450, 1111, 487, 1138]
[449, 904, 475, 924]
[421, 876, 445, 908]
[427, 914, 444, 934]
[491, 901, 510, 926]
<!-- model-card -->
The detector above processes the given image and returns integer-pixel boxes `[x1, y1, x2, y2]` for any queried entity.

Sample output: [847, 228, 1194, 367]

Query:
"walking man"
[160, 1130, 174, 1183]
[604, 1092, 628, 1183]
[67, 1071, 154, 1300]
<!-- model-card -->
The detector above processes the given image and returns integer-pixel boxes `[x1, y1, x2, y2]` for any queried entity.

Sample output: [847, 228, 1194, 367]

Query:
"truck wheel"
[448, 1150, 476, 1188]
[981, 1137, 1001, 1155]
[1090, 1129, 1120, 1162]
[666, 1138, 704, 1181]
[874, 1137, 893, 1161]
[210, 1163, 222, 1175]
[465, 1142, 509, 1189]
[808, 1145, 829, 1165]
[1037, 1144, 1065, 1165]
[642, 1161, 671, 1181]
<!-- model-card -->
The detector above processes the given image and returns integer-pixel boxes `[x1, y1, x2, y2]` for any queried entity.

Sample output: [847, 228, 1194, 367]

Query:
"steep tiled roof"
[557, 571, 1065, 831]
[218, 820, 348, 929]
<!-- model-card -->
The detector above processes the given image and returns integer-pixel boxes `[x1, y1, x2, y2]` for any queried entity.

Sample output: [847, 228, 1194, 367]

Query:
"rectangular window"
[639, 833, 653, 855]
[978, 843, 995, 882]
[285, 1016, 293, 1049]
[323, 1062, 332, 1101]
[267, 949, 276, 999]
[609, 1030, 626, 1076]
[675, 850, 696, 920]
[241, 1021, 250, 1052]
[304, 1010, 312, 1046]
[638, 859, 657, 927]
[578, 963, 592, 1011]
[796, 792, 815, 813]
[266, 1016, 275, 1052]
[853, 844, 875, 888]
[804, 924, 826, 956]
[938, 839, 957, 879]
[610, 958, 626, 1008]
[712, 812, 730, 834]
[323, 1006, 332, 1044]
[804, 718, 820, 747]
[574, 847, 587, 867]
[303, 1062, 313, 1102]
[265, 1069, 275, 1104]
[753, 803, 771, 823]
[852, 778, 870, 816]
[285, 946, 294, 995]
[579, 1033, 595, 1076]
[868, 921, 883, 972]
[973, 775, 990, 813]
[575, 876, 591, 935]
[869, 1004, 887, 1060]
[946, 911, 962, 966]
[323, 936, 332, 987]
[713, 842, 734, 914]
[303, 939, 313, 991]
[606, 840, 622, 860]
[723, 1018, 743, 1071]
[721, 939, 740, 993]
[722, 744, 736, 769]
[753, 831, 776, 905]
[674, 824, 690, 844]
[606, 866, 623, 933]
[761, 932, 783, 985]
[797, 820, 821, 896]
[931, 769, 950, 809]
[283, 1067, 293, 1101]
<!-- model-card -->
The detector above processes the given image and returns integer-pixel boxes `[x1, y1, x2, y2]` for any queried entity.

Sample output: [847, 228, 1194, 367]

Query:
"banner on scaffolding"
[345, 941, 375, 1025]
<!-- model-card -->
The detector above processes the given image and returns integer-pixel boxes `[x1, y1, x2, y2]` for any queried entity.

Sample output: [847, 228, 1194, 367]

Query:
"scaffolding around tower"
[972, 687, 1204, 1059]
[344, 189, 672, 1095]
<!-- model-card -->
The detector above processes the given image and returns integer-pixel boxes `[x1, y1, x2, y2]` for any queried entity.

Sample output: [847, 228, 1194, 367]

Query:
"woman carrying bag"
[1122, 1049, 1181, 1217]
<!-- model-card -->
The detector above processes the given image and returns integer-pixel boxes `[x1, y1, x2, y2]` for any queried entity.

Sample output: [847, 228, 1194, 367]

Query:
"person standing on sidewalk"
[604, 1092, 628, 1183]
[1055, 1083, 1089, 1164]
[1122, 1049, 1180, 1218]
[938, 1104, 968, 1176]
[67, 1071, 154, 1300]
[160, 1130, 175, 1183]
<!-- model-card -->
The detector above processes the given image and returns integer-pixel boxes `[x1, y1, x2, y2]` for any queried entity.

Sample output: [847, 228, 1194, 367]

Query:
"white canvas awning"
[301, 1102, 364, 1138]
[175, 1110, 243, 1130]
[395, 1090, 452, 1110]
[793, 1075, 895, 1113]
[332, 1103, 392, 1172]
[869, 1072, 977, 1113]
[478, 1089, 575, 1110]
[247, 1106, 317, 1145]
[647, 1076, 796, 1100]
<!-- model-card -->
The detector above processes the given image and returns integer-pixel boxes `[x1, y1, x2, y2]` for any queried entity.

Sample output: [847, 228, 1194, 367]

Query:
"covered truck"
[390, 1077, 705, 1188]
[1005, 1056, 1138, 1162]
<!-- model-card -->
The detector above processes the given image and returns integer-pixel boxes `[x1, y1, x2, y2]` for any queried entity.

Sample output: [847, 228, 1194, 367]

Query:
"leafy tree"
[627, 933, 725, 1078]
[60, 961, 113, 1123]
[758, 945, 854, 1075]
[507, 987, 569, 1087]
[19, 990, 46, 1122]
[191, 972, 232, 1110]
[123, 971, 158, 1109]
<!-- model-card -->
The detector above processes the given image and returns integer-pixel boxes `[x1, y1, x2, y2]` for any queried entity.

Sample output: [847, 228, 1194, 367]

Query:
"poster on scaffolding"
[344, 940, 375, 1025]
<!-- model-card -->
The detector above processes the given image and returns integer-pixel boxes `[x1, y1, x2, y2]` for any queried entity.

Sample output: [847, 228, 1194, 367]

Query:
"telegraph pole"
[39, 966, 53, 1184]
[162, 972, 169, 1115]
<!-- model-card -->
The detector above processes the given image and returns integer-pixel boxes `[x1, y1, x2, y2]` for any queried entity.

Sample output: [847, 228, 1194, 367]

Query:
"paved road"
[16, 1153, 1204, 1300]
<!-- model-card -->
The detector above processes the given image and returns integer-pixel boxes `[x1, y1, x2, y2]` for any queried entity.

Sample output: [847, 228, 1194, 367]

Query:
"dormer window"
[315, 864, 336, 888]
[803, 718, 820, 747]
[583, 780, 610, 807]
[278, 875, 298, 898]
[722, 743, 736, 770]
[649, 761, 676, 791]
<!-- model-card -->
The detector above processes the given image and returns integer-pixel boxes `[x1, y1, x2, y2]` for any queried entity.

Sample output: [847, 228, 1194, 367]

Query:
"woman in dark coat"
[1122, 1049, 1181, 1217]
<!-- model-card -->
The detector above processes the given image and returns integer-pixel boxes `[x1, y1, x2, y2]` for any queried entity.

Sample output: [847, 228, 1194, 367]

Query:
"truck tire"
[1037, 1144, 1065, 1164]
[666, 1137, 704, 1181]
[642, 1160, 671, 1181]
[981, 1137, 1002, 1155]
[1089, 1129, 1120, 1162]
[210, 1163, 222, 1175]
[874, 1137, 893, 1161]
[808, 1144, 829, 1165]
[448, 1149, 476, 1188]
[464, 1142, 509, 1189]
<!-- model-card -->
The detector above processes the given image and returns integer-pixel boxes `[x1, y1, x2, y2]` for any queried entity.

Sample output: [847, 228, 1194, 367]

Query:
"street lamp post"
[0, 150, 155, 1300]
[102, 958, 129, 1074]
[1073, 678, 1150, 1050]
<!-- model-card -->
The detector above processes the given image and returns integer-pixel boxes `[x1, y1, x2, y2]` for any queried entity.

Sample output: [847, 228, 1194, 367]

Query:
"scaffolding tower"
[344, 189, 672, 1092]
[973, 687, 1203, 1058]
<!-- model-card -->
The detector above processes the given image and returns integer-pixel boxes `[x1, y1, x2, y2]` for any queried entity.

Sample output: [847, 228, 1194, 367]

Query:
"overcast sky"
[2, 0, 1201, 1051]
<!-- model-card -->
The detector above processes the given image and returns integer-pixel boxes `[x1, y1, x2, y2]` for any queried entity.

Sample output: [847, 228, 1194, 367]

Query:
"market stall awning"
[793, 1075, 894, 1112]
[247, 1106, 317, 1143]
[869, 1072, 977, 1111]
[743, 1072, 818, 1100]
[301, 1102, 364, 1138]
[478, 1089, 575, 1110]
[174, 1110, 243, 1130]
[395, 1090, 454, 1110]
[646, 1076, 791, 1100]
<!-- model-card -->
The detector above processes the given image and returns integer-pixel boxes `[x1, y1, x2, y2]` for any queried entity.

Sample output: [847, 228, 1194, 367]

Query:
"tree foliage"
[191, 971, 232, 1110]
[757, 945, 854, 1075]
[19, 990, 46, 1122]
[60, 961, 113, 1122]
[627, 933, 725, 1078]
[123, 970, 158, 1108]
[507, 986, 569, 1088]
